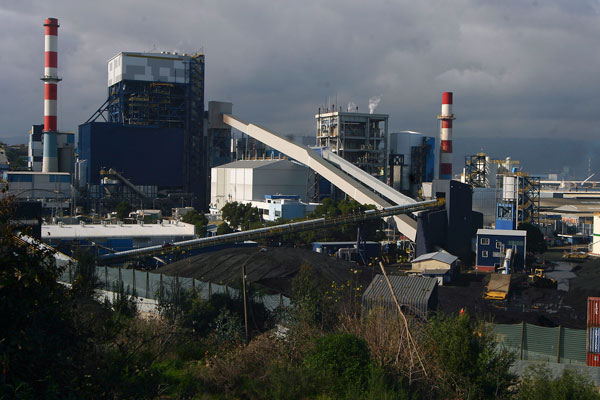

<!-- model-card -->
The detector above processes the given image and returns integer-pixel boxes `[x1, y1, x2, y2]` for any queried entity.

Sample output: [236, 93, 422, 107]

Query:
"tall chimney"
[438, 92, 455, 180]
[41, 17, 61, 172]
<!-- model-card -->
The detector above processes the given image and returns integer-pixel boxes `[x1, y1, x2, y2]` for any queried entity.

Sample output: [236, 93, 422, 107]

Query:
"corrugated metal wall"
[493, 322, 586, 365]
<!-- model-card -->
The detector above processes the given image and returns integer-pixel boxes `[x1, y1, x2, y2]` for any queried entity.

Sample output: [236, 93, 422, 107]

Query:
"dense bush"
[425, 312, 516, 399]
[303, 333, 372, 396]
[517, 365, 600, 400]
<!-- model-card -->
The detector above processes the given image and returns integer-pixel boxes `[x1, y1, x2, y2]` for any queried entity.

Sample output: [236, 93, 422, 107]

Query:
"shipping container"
[589, 327, 600, 353]
[588, 297, 600, 327]
[587, 352, 600, 367]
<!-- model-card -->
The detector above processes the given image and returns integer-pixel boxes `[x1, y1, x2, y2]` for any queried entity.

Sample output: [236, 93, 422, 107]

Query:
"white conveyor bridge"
[222, 114, 419, 240]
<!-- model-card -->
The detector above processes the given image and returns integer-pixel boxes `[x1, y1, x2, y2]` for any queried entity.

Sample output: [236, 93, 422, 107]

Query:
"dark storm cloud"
[0, 0, 598, 174]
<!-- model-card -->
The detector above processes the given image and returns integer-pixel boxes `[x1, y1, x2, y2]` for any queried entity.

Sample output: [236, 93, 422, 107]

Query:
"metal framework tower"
[464, 153, 488, 188]
[315, 109, 388, 180]
[496, 173, 540, 226]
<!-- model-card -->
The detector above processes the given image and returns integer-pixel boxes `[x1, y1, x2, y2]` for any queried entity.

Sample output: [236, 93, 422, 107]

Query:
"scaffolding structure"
[464, 153, 489, 188]
[496, 172, 540, 226]
[315, 110, 388, 180]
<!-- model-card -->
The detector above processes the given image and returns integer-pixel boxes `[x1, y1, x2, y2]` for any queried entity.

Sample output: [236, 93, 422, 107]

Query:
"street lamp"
[242, 247, 267, 343]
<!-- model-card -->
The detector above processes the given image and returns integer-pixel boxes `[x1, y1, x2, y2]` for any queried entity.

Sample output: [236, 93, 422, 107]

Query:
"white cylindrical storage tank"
[502, 176, 518, 201]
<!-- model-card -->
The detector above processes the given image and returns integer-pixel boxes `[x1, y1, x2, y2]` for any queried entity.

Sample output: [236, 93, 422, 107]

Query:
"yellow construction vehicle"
[484, 274, 511, 300]
[528, 268, 557, 289]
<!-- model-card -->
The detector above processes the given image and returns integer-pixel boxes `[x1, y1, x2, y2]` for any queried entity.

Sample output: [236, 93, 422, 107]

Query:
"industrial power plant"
[4, 16, 600, 384]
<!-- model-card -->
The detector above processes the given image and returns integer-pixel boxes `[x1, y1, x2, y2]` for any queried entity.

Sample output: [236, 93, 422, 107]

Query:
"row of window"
[480, 237, 523, 249]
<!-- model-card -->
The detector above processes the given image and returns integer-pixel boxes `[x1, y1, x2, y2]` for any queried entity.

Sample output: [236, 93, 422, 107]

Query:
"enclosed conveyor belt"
[99, 199, 442, 265]
[222, 114, 418, 240]
[319, 148, 415, 206]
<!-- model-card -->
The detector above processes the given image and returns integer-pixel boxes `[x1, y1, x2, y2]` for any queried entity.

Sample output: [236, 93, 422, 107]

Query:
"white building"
[2, 171, 71, 211]
[210, 159, 309, 213]
[28, 124, 75, 173]
[43, 220, 196, 252]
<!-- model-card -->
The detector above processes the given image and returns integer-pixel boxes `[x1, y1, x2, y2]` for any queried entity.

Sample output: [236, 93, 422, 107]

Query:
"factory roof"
[4, 171, 70, 175]
[412, 251, 458, 265]
[477, 228, 527, 237]
[214, 159, 299, 169]
[43, 221, 195, 239]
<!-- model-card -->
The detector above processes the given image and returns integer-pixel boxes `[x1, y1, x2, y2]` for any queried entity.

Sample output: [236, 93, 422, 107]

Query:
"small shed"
[362, 274, 438, 320]
[411, 251, 458, 284]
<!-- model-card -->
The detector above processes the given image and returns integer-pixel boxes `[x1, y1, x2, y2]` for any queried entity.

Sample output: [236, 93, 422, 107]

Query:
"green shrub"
[425, 312, 516, 399]
[517, 364, 600, 400]
[304, 333, 371, 396]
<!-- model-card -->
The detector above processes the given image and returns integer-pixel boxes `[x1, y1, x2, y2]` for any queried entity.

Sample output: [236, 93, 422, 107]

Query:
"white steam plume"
[368, 96, 381, 114]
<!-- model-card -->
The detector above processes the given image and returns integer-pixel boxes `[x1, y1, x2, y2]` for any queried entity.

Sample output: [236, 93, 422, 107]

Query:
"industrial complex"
[5, 16, 600, 376]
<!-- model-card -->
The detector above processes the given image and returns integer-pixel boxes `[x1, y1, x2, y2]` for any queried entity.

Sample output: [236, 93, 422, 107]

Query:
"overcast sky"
[1, 0, 598, 177]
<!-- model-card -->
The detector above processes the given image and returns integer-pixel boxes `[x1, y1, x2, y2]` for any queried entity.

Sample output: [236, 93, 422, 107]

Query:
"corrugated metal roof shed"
[412, 250, 458, 265]
[362, 274, 438, 319]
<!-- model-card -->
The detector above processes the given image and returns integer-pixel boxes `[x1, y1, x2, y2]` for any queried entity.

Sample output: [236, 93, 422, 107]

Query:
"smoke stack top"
[368, 96, 381, 114]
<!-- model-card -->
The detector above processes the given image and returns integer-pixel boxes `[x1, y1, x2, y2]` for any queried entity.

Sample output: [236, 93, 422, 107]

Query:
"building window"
[482, 251, 488, 258]
[496, 241, 502, 249]
[480, 238, 490, 245]
[274, 210, 281, 217]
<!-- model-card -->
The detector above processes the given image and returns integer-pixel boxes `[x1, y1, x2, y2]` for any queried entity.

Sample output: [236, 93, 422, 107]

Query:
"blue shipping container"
[589, 327, 600, 353]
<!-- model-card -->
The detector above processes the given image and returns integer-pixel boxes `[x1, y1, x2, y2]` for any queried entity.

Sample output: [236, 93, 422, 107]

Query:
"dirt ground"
[437, 253, 600, 329]
[156, 246, 600, 328]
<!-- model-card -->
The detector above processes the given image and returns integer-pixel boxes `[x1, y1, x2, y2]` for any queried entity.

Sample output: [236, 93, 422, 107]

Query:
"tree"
[181, 209, 208, 236]
[217, 222, 233, 235]
[291, 262, 334, 327]
[115, 200, 132, 220]
[0, 198, 101, 397]
[221, 201, 261, 230]
[518, 222, 547, 254]
[425, 312, 516, 399]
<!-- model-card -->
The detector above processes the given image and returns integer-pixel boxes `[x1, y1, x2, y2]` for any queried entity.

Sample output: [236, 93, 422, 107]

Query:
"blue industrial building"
[78, 122, 184, 188]
[475, 228, 527, 273]
[81, 52, 210, 208]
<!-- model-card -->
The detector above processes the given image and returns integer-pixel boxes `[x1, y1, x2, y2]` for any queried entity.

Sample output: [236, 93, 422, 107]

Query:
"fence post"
[132, 269, 136, 294]
[160, 273, 163, 295]
[146, 270, 149, 299]
[279, 293, 283, 307]
[118, 266, 122, 287]
[557, 325, 562, 363]
[208, 282, 212, 298]
[520, 321, 525, 360]
[192, 278, 195, 295]
[105, 265, 108, 291]
[68, 263, 72, 284]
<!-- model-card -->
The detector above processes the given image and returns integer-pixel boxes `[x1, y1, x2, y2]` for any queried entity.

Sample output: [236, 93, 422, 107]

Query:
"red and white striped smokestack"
[438, 92, 455, 180]
[41, 17, 61, 173]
